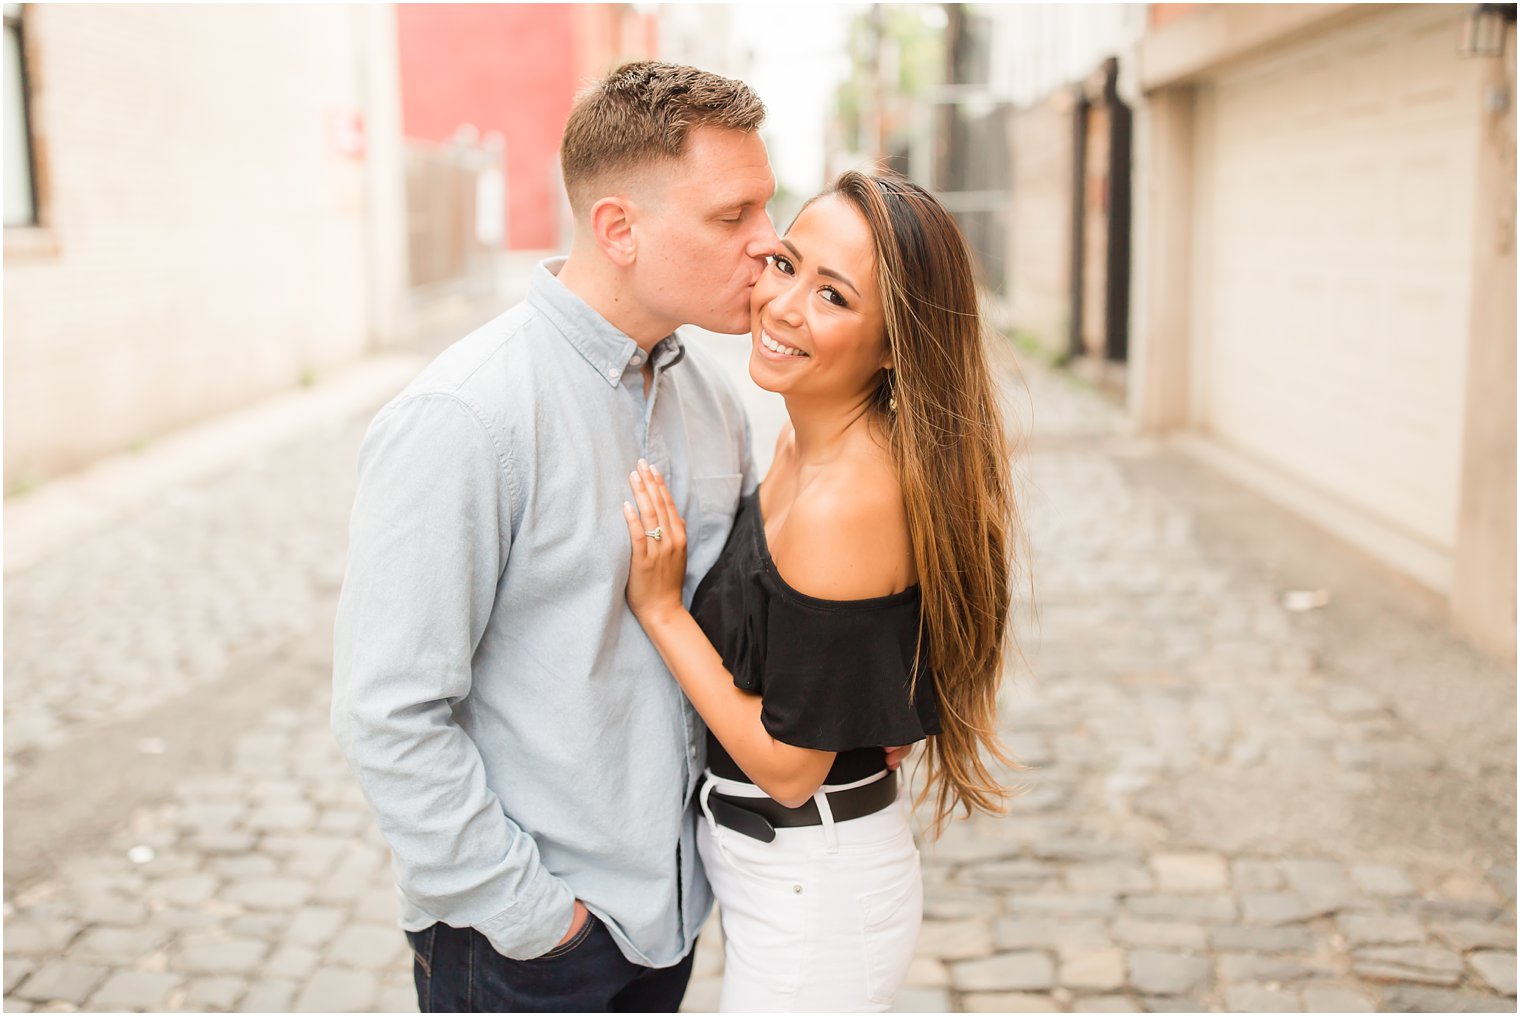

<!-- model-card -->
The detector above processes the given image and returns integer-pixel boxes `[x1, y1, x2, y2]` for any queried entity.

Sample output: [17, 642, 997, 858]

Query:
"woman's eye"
[821, 287, 847, 307]
[768, 254, 795, 275]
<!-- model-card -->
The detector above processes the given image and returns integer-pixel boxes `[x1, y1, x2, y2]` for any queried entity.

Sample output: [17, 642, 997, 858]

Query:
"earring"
[887, 370, 898, 413]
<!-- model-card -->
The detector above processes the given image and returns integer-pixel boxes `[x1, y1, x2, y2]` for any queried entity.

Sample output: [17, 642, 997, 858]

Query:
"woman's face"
[748, 194, 890, 403]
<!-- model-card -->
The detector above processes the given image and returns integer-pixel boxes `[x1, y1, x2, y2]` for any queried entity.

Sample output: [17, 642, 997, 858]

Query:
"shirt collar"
[528, 257, 686, 388]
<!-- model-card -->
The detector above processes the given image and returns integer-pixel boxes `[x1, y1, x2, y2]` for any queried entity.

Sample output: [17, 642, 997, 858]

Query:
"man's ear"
[589, 197, 637, 267]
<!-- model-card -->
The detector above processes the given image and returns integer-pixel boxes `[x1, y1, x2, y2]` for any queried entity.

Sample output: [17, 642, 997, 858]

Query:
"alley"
[4, 335, 1514, 1013]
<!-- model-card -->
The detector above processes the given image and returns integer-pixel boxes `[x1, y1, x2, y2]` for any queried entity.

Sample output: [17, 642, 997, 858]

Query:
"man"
[331, 62, 777, 1011]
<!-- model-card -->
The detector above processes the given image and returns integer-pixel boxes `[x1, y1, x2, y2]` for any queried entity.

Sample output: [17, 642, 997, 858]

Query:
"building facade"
[995, 5, 1146, 354]
[395, 4, 658, 253]
[982, 3, 1516, 659]
[3, 5, 395, 491]
[1132, 3, 1516, 661]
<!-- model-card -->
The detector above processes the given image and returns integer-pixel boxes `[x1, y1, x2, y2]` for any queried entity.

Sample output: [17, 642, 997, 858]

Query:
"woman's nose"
[767, 275, 805, 326]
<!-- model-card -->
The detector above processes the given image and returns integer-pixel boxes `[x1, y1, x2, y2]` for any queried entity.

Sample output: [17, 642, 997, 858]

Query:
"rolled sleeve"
[331, 392, 575, 960]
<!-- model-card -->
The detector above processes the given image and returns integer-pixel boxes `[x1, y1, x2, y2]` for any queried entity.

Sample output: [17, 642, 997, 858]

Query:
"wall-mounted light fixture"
[1461, 3, 1516, 58]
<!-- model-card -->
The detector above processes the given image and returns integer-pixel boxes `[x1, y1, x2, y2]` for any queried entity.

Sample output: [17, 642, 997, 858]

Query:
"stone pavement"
[4, 336, 1514, 1013]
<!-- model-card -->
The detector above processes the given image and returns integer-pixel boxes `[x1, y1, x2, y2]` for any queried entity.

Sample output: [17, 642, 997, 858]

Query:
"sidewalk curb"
[3, 353, 425, 577]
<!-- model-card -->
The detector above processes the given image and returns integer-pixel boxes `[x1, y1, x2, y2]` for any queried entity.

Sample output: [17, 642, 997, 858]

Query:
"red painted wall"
[396, 5, 579, 250]
[1148, 4, 1197, 29]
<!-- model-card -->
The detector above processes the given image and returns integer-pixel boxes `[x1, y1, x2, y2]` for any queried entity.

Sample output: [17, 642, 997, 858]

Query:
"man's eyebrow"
[780, 239, 861, 298]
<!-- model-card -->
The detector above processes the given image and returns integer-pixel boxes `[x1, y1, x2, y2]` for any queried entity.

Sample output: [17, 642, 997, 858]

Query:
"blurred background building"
[3, 2, 655, 494]
[1127, 4, 1515, 668]
[4, 3, 1514, 661]
[5, 5, 386, 493]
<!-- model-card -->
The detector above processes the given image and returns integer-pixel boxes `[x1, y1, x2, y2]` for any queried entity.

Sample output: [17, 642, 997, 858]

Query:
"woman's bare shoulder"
[770, 459, 913, 601]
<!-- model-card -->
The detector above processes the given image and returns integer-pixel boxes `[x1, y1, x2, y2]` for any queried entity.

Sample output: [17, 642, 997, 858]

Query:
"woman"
[620, 171, 1019, 1012]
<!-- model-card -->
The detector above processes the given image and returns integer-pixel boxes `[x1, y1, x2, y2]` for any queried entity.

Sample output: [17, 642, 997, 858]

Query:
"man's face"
[629, 128, 778, 335]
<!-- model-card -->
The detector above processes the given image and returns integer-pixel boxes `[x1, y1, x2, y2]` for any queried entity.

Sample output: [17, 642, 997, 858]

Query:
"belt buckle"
[708, 795, 777, 843]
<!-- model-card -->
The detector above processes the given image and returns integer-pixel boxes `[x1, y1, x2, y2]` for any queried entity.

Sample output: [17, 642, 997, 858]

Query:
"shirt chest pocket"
[685, 473, 744, 581]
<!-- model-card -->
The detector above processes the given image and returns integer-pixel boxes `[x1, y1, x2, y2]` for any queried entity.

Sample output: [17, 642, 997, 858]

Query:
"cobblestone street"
[4, 336, 1515, 1013]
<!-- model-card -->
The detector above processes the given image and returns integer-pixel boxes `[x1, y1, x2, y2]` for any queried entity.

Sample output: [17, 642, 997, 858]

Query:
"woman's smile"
[757, 329, 810, 359]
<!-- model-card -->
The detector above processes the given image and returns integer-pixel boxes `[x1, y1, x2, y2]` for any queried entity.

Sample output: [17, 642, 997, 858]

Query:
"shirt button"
[606, 368, 618, 379]
[793, 885, 803, 894]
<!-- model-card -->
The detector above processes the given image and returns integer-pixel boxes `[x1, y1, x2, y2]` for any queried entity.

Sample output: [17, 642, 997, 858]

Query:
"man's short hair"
[560, 61, 766, 212]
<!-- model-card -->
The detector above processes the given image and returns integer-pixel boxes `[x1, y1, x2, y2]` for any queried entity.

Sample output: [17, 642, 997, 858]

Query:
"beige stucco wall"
[1187, 3, 1484, 564]
[1450, 24, 1517, 662]
[4, 5, 377, 489]
[1134, 4, 1516, 659]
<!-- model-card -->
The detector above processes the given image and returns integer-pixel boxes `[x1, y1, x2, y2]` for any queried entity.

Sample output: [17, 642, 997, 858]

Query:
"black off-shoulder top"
[690, 488, 940, 786]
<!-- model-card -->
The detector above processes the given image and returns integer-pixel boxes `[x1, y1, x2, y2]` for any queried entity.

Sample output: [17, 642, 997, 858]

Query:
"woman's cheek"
[751, 274, 777, 315]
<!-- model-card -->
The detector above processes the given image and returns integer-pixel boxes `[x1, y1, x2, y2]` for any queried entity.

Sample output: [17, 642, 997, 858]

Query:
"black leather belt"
[702, 770, 899, 843]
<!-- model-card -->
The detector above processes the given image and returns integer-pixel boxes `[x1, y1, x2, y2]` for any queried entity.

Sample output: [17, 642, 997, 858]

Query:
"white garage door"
[1189, 5, 1484, 557]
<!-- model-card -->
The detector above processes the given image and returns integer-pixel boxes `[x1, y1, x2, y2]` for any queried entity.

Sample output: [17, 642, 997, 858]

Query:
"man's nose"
[745, 214, 779, 258]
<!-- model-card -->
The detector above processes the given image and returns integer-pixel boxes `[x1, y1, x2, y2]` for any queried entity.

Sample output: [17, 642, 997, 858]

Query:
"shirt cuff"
[474, 872, 578, 960]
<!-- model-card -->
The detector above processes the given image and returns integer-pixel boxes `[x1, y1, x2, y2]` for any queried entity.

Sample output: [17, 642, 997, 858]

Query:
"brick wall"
[1007, 93, 1075, 358]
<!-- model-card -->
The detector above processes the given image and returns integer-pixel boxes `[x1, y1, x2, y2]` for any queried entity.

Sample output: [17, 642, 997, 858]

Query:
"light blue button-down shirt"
[332, 258, 755, 966]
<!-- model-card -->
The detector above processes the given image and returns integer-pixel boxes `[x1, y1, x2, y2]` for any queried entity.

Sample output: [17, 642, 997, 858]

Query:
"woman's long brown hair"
[826, 170, 1024, 836]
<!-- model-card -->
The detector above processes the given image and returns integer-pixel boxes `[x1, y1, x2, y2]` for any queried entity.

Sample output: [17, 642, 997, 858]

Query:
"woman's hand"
[622, 459, 688, 626]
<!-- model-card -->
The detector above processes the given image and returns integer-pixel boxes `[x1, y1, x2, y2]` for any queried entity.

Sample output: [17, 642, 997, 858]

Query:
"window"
[5, 2, 37, 228]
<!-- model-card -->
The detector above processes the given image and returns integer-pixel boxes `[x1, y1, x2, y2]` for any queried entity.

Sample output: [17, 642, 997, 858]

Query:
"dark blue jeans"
[405, 916, 696, 1013]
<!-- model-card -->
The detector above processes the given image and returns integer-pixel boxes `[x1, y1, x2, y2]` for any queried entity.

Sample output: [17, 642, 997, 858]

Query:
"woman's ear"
[590, 197, 637, 267]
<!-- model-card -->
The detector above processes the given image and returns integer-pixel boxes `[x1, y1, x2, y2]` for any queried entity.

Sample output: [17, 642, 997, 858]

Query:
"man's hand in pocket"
[556, 900, 590, 947]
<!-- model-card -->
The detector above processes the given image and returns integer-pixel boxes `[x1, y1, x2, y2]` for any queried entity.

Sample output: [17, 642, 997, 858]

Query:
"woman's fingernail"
[638, 458, 649, 470]
[630, 471, 640, 483]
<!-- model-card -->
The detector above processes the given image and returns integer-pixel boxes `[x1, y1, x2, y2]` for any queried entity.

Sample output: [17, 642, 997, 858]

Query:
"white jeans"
[697, 770, 923, 1012]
